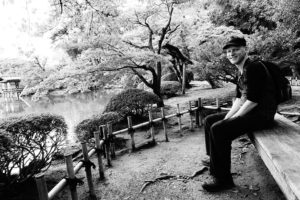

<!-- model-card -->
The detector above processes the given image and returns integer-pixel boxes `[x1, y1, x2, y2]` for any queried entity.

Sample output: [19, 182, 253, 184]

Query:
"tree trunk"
[152, 85, 164, 107]
[151, 68, 164, 107]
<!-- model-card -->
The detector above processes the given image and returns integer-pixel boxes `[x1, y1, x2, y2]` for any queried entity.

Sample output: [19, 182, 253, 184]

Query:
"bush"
[186, 70, 194, 83]
[162, 73, 178, 82]
[0, 114, 67, 188]
[161, 71, 194, 87]
[161, 81, 181, 97]
[0, 130, 15, 184]
[75, 112, 123, 141]
[104, 88, 162, 118]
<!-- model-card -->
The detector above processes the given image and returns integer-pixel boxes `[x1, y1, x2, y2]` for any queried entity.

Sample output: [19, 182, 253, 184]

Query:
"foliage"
[207, 0, 277, 34]
[161, 81, 181, 97]
[162, 73, 179, 82]
[249, 28, 294, 60]
[119, 73, 142, 89]
[162, 70, 194, 86]
[0, 114, 67, 187]
[273, 0, 300, 33]
[190, 26, 242, 87]
[75, 112, 122, 141]
[47, 0, 195, 99]
[0, 58, 46, 89]
[2, 0, 300, 98]
[0, 130, 15, 182]
[104, 88, 162, 118]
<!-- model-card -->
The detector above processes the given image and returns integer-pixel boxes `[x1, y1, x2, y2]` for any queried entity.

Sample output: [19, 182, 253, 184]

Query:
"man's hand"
[224, 98, 242, 119]
[231, 100, 257, 118]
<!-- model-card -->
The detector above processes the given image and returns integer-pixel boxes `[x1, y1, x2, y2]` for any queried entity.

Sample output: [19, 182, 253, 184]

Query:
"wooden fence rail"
[288, 77, 300, 86]
[35, 97, 299, 200]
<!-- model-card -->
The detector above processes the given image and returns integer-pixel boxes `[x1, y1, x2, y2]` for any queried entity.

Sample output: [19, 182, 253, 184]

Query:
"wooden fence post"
[216, 98, 220, 111]
[65, 154, 79, 200]
[127, 116, 136, 152]
[94, 131, 105, 180]
[148, 110, 156, 143]
[99, 127, 105, 158]
[176, 104, 182, 134]
[107, 123, 115, 159]
[198, 98, 203, 126]
[81, 142, 96, 199]
[35, 173, 49, 200]
[188, 101, 194, 130]
[182, 63, 186, 94]
[232, 97, 235, 106]
[194, 100, 199, 127]
[161, 107, 169, 142]
[102, 125, 111, 167]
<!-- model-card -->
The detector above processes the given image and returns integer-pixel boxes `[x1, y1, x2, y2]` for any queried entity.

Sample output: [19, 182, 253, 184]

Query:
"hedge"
[75, 112, 123, 141]
[0, 113, 67, 187]
[103, 88, 162, 118]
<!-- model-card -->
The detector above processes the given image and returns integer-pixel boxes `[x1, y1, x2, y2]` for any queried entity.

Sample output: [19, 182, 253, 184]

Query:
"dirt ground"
[50, 81, 300, 200]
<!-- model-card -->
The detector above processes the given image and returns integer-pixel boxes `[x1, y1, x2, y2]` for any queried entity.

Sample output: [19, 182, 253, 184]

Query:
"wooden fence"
[288, 77, 300, 86]
[34, 97, 299, 200]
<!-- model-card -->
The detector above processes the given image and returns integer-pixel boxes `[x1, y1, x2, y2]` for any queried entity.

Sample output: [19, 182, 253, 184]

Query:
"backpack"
[260, 61, 292, 104]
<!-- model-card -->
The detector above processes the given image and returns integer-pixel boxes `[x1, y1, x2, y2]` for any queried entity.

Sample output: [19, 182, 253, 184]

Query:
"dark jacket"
[236, 58, 277, 120]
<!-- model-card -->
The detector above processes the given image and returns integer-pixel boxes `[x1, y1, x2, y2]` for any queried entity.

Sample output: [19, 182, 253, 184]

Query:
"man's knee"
[203, 116, 210, 127]
[210, 122, 222, 135]
[204, 114, 218, 127]
[210, 121, 228, 140]
[210, 120, 236, 142]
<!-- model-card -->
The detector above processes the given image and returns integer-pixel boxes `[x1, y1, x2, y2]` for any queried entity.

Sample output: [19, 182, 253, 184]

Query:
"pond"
[0, 89, 119, 145]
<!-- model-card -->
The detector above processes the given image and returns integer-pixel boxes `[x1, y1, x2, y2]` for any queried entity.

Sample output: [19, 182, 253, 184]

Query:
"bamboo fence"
[288, 77, 300, 86]
[34, 97, 299, 200]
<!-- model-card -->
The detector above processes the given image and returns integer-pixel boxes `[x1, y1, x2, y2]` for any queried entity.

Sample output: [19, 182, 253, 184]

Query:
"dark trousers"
[204, 112, 273, 181]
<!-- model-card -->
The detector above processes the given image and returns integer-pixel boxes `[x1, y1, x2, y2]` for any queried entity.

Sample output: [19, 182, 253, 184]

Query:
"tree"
[207, 0, 277, 34]
[162, 43, 193, 93]
[90, 0, 192, 101]
[204, 0, 300, 78]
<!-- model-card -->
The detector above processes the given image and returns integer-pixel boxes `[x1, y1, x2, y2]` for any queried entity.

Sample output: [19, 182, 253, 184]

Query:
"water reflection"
[0, 90, 117, 144]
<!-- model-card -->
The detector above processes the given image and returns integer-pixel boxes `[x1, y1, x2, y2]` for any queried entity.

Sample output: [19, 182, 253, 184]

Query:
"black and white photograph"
[0, 0, 300, 199]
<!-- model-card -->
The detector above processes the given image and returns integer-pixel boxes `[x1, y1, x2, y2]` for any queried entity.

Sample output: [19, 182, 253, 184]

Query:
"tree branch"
[134, 11, 155, 51]
[166, 24, 180, 38]
[157, 4, 174, 54]
[33, 57, 46, 71]
[131, 68, 152, 88]
[84, 0, 118, 17]
[123, 41, 152, 50]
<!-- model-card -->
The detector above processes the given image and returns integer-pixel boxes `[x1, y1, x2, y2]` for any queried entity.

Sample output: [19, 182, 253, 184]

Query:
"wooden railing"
[288, 77, 300, 86]
[34, 97, 299, 200]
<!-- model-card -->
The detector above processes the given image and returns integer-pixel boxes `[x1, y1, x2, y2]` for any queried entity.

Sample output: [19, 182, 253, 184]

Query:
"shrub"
[75, 112, 123, 141]
[162, 73, 178, 82]
[161, 71, 194, 87]
[186, 70, 194, 83]
[0, 130, 16, 185]
[161, 81, 181, 97]
[104, 88, 162, 118]
[0, 114, 67, 187]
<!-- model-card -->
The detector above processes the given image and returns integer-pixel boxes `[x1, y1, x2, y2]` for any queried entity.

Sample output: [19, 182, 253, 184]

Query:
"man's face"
[225, 46, 247, 65]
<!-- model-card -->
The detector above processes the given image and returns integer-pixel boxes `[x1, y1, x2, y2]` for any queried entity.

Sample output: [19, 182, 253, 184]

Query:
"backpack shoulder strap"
[259, 61, 272, 79]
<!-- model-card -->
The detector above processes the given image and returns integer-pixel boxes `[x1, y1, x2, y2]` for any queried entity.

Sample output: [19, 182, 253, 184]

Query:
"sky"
[0, 0, 52, 59]
[0, 0, 141, 60]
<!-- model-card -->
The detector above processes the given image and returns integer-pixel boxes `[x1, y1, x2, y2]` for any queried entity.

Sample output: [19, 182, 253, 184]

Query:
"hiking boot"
[202, 178, 235, 192]
[201, 155, 210, 167]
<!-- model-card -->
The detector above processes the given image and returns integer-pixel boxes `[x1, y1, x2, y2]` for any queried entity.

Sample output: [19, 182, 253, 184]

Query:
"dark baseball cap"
[223, 37, 247, 50]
